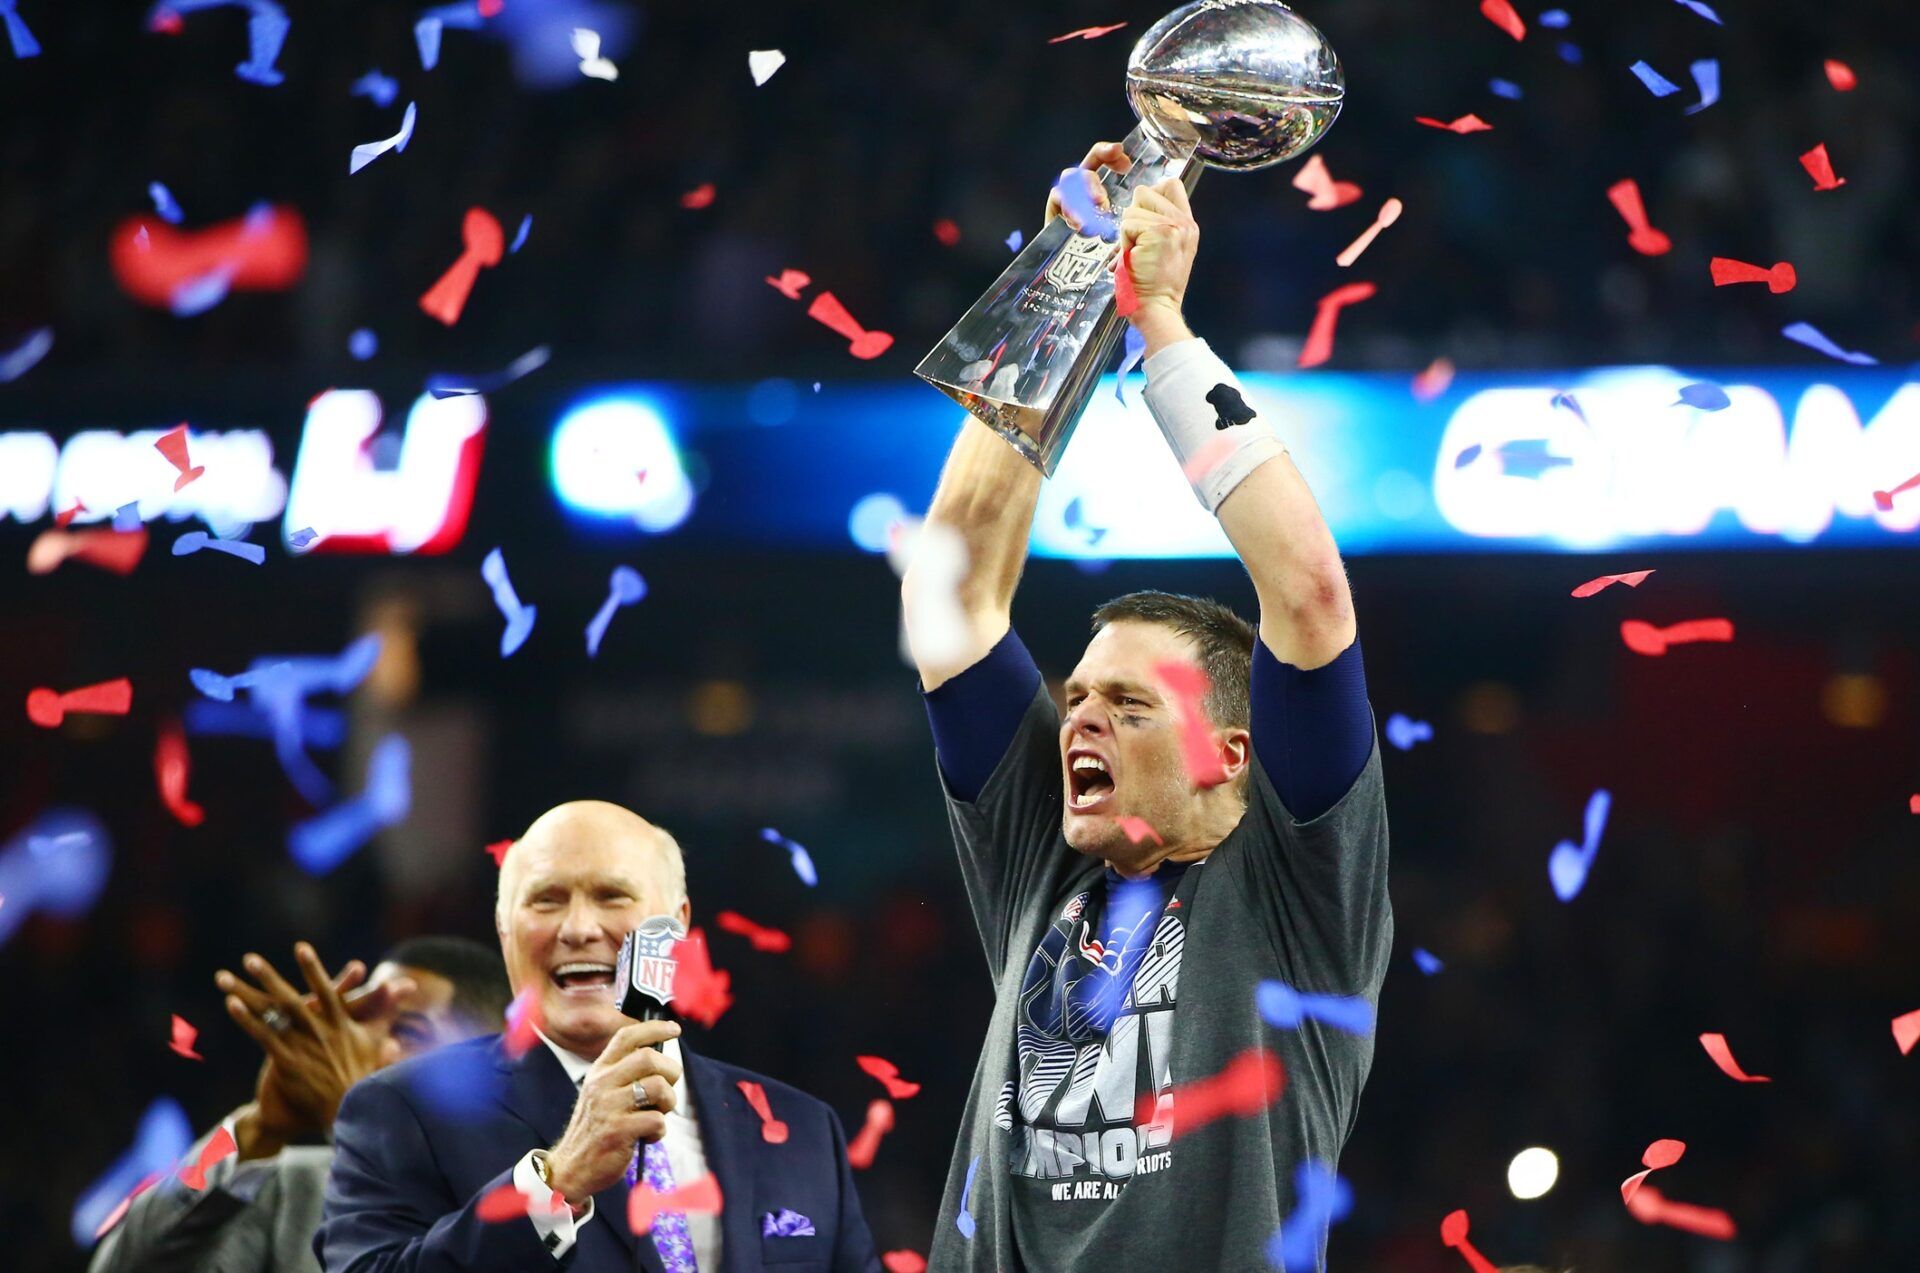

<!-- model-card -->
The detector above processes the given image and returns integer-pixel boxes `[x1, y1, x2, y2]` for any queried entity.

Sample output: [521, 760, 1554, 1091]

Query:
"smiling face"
[1061, 620, 1250, 870]
[495, 801, 690, 1061]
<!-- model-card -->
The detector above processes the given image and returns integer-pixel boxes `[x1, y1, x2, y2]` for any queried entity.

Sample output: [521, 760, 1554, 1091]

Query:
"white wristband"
[1141, 336, 1286, 513]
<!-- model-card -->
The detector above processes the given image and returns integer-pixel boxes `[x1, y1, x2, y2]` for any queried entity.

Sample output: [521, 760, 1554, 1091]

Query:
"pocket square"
[761, 1208, 816, 1238]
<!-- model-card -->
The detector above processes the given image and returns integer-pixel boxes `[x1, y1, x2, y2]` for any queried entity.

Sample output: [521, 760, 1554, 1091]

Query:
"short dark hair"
[1090, 591, 1256, 729]
[382, 935, 512, 1030]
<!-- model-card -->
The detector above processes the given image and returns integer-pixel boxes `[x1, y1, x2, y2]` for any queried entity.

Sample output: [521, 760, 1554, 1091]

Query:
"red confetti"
[1620, 617, 1734, 656]
[54, 501, 86, 528]
[1621, 1137, 1687, 1204]
[1152, 660, 1231, 788]
[1412, 357, 1455, 402]
[1626, 1184, 1737, 1240]
[713, 910, 793, 953]
[1291, 154, 1362, 211]
[1824, 59, 1856, 91]
[26, 526, 150, 576]
[1479, 0, 1526, 42]
[1048, 22, 1128, 42]
[669, 928, 733, 1028]
[476, 0, 503, 15]
[628, 1172, 723, 1235]
[1799, 143, 1847, 191]
[1297, 281, 1376, 369]
[419, 208, 505, 327]
[1114, 245, 1140, 318]
[846, 1098, 896, 1169]
[806, 291, 894, 359]
[1891, 1008, 1920, 1055]
[477, 1183, 534, 1222]
[1115, 815, 1163, 845]
[108, 207, 308, 310]
[26, 676, 133, 729]
[168, 1014, 204, 1061]
[1180, 434, 1243, 488]
[155, 721, 206, 827]
[881, 1253, 927, 1273]
[1709, 256, 1797, 293]
[736, 1079, 791, 1143]
[1698, 1032, 1771, 1083]
[1909, 795, 1920, 816]
[932, 218, 961, 246]
[94, 1173, 162, 1240]
[154, 423, 205, 491]
[1438, 1208, 1499, 1273]
[679, 183, 716, 209]
[503, 986, 543, 1059]
[1414, 114, 1493, 134]
[1135, 1047, 1285, 1137]
[1571, 568, 1654, 598]
[1606, 179, 1671, 256]
[1336, 198, 1403, 268]
[856, 1055, 922, 1100]
[1870, 469, 1920, 511]
[178, 1126, 238, 1190]
[149, 11, 184, 33]
[484, 838, 514, 867]
[764, 268, 811, 299]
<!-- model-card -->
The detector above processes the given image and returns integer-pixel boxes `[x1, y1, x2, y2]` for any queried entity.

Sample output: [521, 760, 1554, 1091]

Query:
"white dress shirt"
[511, 1030, 720, 1268]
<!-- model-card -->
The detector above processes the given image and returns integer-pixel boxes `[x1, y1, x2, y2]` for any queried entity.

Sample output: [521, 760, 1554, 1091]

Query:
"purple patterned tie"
[641, 1140, 699, 1273]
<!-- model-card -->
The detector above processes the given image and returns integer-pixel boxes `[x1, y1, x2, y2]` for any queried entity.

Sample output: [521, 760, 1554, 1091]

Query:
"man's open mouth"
[550, 962, 616, 997]
[1067, 750, 1116, 812]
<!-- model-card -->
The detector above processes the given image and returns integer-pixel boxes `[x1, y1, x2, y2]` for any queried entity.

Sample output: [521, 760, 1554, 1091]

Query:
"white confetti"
[748, 48, 786, 86]
[571, 28, 618, 81]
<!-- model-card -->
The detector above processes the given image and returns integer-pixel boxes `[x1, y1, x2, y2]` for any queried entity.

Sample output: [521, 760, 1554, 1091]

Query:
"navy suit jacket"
[317, 1034, 881, 1273]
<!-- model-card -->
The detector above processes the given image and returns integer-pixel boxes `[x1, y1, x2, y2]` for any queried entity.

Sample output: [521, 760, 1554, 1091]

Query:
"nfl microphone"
[614, 913, 685, 1040]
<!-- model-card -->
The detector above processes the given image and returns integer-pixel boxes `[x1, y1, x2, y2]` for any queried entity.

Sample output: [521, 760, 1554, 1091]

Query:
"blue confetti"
[0, 809, 111, 950]
[158, 2, 290, 86]
[585, 565, 646, 657]
[1411, 947, 1444, 975]
[1113, 325, 1146, 405]
[169, 266, 237, 317]
[1488, 78, 1524, 100]
[1538, 8, 1570, 27]
[349, 100, 417, 174]
[1549, 391, 1588, 423]
[1454, 443, 1484, 468]
[1684, 58, 1720, 114]
[230, 635, 382, 806]
[1548, 788, 1610, 901]
[509, 214, 533, 254]
[956, 1156, 979, 1239]
[190, 662, 290, 702]
[1062, 497, 1108, 547]
[1675, 381, 1730, 411]
[1630, 60, 1682, 97]
[148, 182, 185, 225]
[1, 0, 40, 58]
[0, 326, 52, 382]
[415, 1, 484, 71]
[349, 328, 378, 360]
[1384, 713, 1433, 750]
[1267, 1160, 1353, 1271]
[289, 734, 411, 874]
[350, 69, 400, 107]
[113, 502, 143, 531]
[185, 698, 345, 746]
[761, 827, 818, 886]
[426, 345, 550, 399]
[481, 547, 537, 656]
[1256, 980, 1376, 1036]
[1783, 321, 1879, 366]
[1557, 41, 1582, 65]
[172, 530, 266, 564]
[1005, 228, 1023, 252]
[287, 526, 318, 549]
[1495, 438, 1574, 478]
[70, 1098, 192, 1246]
[1672, 0, 1721, 24]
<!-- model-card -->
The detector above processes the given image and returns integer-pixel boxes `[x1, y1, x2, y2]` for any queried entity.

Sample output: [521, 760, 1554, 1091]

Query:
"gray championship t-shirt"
[927, 682, 1392, 1271]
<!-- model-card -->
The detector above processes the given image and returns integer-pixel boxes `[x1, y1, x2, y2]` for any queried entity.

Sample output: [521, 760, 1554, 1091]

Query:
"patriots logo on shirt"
[1207, 384, 1257, 430]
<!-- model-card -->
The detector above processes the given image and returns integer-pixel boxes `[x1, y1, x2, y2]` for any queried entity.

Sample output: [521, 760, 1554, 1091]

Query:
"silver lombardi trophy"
[915, 0, 1344, 475]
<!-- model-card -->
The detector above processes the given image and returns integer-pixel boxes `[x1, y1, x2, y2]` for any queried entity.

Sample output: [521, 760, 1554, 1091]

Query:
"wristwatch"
[528, 1150, 589, 1216]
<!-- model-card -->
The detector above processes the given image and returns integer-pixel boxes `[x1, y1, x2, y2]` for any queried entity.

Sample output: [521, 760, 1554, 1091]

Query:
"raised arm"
[1121, 177, 1356, 671]
[904, 141, 1135, 690]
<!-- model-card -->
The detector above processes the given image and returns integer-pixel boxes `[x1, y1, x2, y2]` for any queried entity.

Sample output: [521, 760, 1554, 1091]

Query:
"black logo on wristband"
[1207, 384, 1257, 430]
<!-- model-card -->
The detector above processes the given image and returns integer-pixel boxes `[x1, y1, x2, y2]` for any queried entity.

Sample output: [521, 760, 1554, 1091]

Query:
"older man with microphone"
[317, 800, 880, 1272]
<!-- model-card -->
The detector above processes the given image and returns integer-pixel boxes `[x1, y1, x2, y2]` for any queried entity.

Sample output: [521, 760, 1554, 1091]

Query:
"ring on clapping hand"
[261, 1007, 293, 1035]
[631, 1080, 653, 1111]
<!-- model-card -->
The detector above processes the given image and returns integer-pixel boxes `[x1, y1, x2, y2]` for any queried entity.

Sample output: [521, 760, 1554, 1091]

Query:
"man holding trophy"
[904, 4, 1389, 1268]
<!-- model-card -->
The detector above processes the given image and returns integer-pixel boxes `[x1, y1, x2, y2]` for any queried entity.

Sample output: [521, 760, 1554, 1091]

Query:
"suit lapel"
[685, 1047, 758, 1273]
[495, 1040, 652, 1270]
